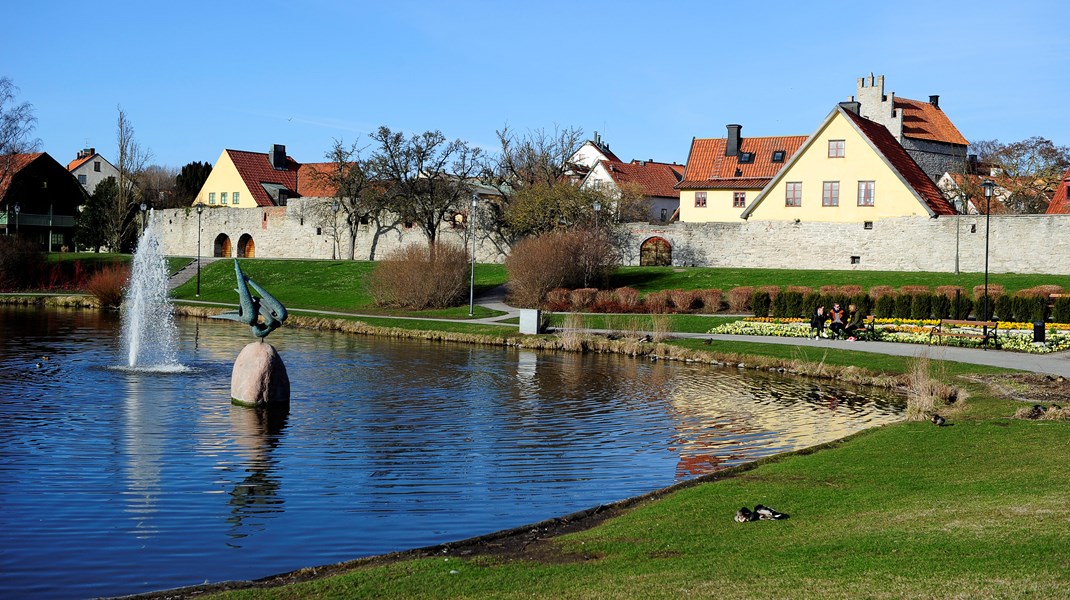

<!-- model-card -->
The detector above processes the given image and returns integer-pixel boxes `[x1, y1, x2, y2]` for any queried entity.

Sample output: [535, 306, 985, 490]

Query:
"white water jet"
[121, 210, 181, 369]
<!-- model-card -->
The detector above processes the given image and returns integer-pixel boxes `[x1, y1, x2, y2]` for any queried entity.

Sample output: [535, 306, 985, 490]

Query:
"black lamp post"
[981, 180, 995, 349]
[140, 202, 148, 234]
[13, 202, 19, 236]
[469, 194, 478, 317]
[196, 204, 204, 297]
[593, 200, 602, 229]
[331, 201, 340, 260]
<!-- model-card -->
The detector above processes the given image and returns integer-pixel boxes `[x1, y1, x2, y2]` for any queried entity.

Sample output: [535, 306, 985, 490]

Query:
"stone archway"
[214, 233, 232, 258]
[237, 234, 255, 258]
[640, 237, 672, 266]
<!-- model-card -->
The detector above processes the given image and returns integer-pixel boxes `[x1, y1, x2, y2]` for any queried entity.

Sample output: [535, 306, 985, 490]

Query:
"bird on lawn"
[754, 504, 789, 520]
[931, 414, 947, 426]
[735, 507, 757, 522]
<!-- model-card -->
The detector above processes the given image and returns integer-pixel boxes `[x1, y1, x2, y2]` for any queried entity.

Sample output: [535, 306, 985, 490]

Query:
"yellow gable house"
[741, 104, 956, 222]
[193, 145, 301, 208]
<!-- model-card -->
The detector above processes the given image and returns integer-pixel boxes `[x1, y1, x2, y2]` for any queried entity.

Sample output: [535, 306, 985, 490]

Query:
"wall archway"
[214, 234, 232, 258]
[640, 237, 672, 266]
[237, 234, 255, 258]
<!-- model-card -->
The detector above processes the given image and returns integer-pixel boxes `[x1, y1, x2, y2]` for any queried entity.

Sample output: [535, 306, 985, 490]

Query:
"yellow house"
[193, 144, 301, 208]
[676, 125, 806, 223]
[741, 104, 956, 222]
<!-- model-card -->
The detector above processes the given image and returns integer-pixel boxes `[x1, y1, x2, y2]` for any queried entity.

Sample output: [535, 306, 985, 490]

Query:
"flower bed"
[714, 318, 1070, 354]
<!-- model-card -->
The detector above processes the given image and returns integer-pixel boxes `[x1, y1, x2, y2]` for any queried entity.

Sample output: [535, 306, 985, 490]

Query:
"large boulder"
[231, 342, 290, 406]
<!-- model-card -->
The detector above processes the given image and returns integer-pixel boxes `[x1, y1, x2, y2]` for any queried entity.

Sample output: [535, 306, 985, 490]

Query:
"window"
[771, 150, 786, 163]
[78, 174, 87, 185]
[737, 152, 754, 164]
[232, 191, 240, 205]
[733, 191, 746, 208]
[785, 182, 802, 207]
[864, 221, 874, 230]
[220, 192, 228, 205]
[857, 181, 875, 206]
[822, 181, 840, 207]
[94, 161, 101, 172]
[660, 208, 668, 222]
[828, 140, 845, 158]
[695, 191, 707, 207]
[850, 256, 861, 264]
[208, 192, 216, 205]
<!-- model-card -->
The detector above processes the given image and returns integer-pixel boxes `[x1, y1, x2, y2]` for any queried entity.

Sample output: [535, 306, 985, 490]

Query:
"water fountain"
[121, 209, 181, 369]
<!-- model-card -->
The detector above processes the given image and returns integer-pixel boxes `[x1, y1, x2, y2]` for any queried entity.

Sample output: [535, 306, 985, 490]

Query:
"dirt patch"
[968, 373, 1070, 405]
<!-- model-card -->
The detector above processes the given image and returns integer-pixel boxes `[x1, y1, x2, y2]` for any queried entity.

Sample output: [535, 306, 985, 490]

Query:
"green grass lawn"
[610, 266, 1070, 296]
[546, 312, 739, 334]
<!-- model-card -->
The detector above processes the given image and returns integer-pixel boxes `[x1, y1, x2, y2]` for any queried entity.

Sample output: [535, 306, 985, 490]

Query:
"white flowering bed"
[708, 319, 1070, 354]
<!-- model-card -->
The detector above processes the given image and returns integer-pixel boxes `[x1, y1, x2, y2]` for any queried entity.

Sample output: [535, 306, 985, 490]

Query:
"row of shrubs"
[540, 284, 1070, 323]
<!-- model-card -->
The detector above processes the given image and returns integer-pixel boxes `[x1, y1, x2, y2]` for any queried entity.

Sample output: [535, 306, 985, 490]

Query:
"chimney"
[967, 154, 978, 174]
[725, 124, 742, 157]
[270, 144, 287, 170]
[929, 95, 940, 109]
[839, 101, 861, 115]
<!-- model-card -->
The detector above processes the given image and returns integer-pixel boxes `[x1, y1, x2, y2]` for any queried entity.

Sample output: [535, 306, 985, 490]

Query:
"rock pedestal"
[231, 342, 290, 407]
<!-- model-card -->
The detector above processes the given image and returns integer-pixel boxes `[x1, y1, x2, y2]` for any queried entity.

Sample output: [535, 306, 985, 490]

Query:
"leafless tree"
[102, 106, 152, 251]
[368, 127, 482, 249]
[969, 137, 1070, 213]
[0, 77, 40, 198]
[140, 164, 180, 208]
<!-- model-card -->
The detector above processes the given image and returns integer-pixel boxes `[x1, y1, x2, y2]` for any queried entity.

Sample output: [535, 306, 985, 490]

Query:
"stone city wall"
[157, 202, 1070, 275]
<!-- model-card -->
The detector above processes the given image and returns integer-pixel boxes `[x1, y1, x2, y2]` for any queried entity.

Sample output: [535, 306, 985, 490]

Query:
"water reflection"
[0, 306, 905, 600]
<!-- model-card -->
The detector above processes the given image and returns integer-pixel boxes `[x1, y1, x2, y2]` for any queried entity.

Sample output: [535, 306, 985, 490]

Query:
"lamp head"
[982, 180, 995, 199]
[140, 202, 147, 211]
[14, 202, 20, 213]
[196, 204, 204, 214]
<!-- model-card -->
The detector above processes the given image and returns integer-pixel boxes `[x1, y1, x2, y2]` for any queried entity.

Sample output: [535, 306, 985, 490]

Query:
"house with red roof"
[850, 73, 968, 184]
[1047, 165, 1070, 214]
[66, 148, 119, 194]
[675, 125, 807, 223]
[741, 103, 956, 222]
[565, 132, 621, 184]
[193, 144, 301, 208]
[581, 158, 684, 223]
[1, 152, 87, 249]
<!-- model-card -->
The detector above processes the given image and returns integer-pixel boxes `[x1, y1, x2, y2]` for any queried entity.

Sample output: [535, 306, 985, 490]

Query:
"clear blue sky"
[4, 0, 1068, 169]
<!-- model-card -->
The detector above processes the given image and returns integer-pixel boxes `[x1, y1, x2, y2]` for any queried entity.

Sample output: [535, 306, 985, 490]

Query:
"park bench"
[929, 319, 999, 348]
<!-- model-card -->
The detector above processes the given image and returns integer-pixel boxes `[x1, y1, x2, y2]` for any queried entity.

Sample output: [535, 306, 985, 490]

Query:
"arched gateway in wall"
[640, 237, 672, 266]
[214, 234, 232, 258]
[237, 234, 255, 258]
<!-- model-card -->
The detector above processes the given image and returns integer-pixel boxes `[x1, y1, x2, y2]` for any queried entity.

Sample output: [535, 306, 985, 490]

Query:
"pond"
[0, 306, 905, 598]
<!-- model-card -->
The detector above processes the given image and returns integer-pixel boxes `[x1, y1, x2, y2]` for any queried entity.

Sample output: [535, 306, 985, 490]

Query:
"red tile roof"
[227, 149, 300, 207]
[66, 154, 94, 172]
[0, 153, 43, 199]
[296, 163, 339, 197]
[895, 97, 969, 146]
[677, 135, 807, 190]
[599, 159, 683, 198]
[843, 109, 956, 215]
[1047, 165, 1070, 214]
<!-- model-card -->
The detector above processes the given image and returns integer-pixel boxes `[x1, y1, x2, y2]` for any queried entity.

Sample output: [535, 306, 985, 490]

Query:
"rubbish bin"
[1034, 321, 1046, 343]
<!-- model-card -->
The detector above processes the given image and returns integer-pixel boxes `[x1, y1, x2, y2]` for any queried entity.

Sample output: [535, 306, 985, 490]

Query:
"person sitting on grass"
[844, 303, 865, 341]
[810, 305, 828, 339]
[828, 303, 846, 339]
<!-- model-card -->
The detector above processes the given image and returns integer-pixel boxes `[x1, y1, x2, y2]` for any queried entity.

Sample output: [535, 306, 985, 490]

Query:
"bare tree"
[368, 127, 482, 248]
[970, 137, 1070, 213]
[0, 77, 40, 198]
[102, 107, 152, 251]
[140, 164, 180, 208]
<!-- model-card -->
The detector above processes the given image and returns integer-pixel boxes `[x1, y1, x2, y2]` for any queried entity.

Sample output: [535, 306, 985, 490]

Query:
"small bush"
[1028, 284, 1063, 297]
[668, 289, 696, 312]
[695, 289, 723, 313]
[973, 284, 1005, 300]
[751, 290, 772, 317]
[727, 286, 754, 313]
[874, 294, 897, 318]
[613, 287, 641, 310]
[760, 285, 781, 302]
[899, 285, 930, 297]
[85, 264, 130, 308]
[644, 290, 671, 313]
[819, 285, 840, 297]
[931, 294, 951, 319]
[544, 288, 572, 311]
[1012, 291, 1048, 323]
[775, 290, 807, 318]
[505, 229, 619, 307]
[592, 290, 618, 313]
[893, 294, 914, 318]
[988, 294, 1009, 321]
[838, 285, 864, 297]
[850, 293, 873, 317]
[569, 288, 598, 310]
[935, 285, 966, 299]
[1053, 296, 1070, 324]
[369, 243, 468, 309]
[950, 294, 973, 320]
[868, 285, 897, 300]
[910, 294, 933, 320]
[786, 285, 812, 296]
[0, 237, 46, 291]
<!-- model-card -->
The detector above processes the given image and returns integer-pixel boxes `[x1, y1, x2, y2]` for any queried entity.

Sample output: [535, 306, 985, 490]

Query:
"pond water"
[0, 306, 905, 599]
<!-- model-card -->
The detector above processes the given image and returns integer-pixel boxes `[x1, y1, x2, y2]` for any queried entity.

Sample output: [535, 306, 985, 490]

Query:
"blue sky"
[4, 0, 1068, 169]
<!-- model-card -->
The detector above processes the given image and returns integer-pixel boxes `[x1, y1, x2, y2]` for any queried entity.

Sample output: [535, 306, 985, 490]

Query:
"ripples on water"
[0, 306, 904, 598]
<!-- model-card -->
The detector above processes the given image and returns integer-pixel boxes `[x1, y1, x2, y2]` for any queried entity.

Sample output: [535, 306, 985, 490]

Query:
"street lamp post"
[954, 195, 964, 275]
[331, 201, 340, 260]
[468, 194, 478, 317]
[140, 202, 148, 235]
[13, 202, 20, 236]
[593, 200, 601, 229]
[981, 180, 995, 349]
[196, 204, 204, 297]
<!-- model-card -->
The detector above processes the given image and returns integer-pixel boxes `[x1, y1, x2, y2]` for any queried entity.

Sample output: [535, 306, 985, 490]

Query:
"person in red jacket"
[828, 303, 846, 339]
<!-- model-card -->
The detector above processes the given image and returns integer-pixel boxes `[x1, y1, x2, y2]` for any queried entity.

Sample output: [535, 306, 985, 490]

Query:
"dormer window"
[737, 152, 754, 164]
[772, 150, 785, 163]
